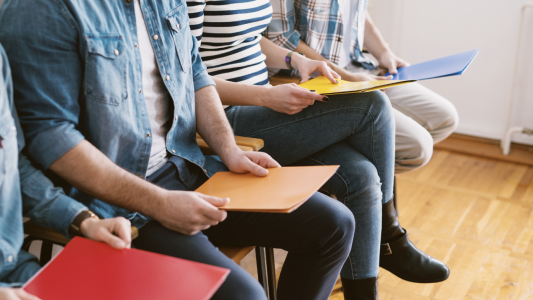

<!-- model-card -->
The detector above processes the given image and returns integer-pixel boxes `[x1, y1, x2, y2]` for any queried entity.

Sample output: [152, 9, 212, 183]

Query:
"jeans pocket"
[84, 34, 129, 105]
[166, 4, 192, 73]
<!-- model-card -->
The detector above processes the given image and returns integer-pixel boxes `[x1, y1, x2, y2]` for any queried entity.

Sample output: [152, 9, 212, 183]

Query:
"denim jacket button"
[114, 49, 119, 55]
[153, 35, 159, 40]
[7, 255, 13, 263]
[166, 75, 170, 81]
[171, 150, 176, 153]
[176, 24, 180, 30]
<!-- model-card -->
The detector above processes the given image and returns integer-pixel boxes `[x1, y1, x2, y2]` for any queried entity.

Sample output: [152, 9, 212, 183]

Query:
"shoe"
[341, 277, 378, 300]
[379, 200, 450, 283]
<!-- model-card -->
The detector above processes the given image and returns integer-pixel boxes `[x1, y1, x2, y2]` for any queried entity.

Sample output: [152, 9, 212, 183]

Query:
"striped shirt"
[187, 0, 273, 86]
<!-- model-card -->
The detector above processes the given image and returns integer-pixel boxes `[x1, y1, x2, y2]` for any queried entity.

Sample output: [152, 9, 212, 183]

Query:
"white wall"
[369, 0, 533, 145]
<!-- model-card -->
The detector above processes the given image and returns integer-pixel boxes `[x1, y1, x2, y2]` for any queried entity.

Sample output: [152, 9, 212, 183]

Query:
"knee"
[336, 161, 383, 209]
[396, 127, 433, 173]
[430, 101, 459, 143]
[323, 200, 356, 249]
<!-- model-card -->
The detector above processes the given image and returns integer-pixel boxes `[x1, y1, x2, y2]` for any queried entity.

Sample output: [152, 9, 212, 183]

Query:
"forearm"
[195, 85, 240, 161]
[363, 14, 391, 58]
[260, 38, 293, 69]
[294, 40, 350, 78]
[212, 77, 270, 106]
[49, 140, 167, 219]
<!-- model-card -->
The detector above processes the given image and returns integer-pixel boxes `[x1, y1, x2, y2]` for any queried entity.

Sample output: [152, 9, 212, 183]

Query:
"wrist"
[290, 53, 305, 70]
[256, 85, 272, 107]
[79, 217, 99, 237]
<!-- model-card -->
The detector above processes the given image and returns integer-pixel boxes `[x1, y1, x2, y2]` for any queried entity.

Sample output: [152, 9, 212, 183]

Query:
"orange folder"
[195, 166, 339, 213]
[23, 237, 230, 300]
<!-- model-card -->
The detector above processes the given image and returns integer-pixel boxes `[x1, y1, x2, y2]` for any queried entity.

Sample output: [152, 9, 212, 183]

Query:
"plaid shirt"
[264, 0, 376, 70]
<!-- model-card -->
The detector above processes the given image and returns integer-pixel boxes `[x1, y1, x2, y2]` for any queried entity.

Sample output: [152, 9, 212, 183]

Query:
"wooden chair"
[22, 135, 278, 299]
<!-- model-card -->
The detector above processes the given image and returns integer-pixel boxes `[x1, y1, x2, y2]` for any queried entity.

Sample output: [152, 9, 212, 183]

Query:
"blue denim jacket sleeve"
[190, 32, 215, 91]
[0, 0, 85, 170]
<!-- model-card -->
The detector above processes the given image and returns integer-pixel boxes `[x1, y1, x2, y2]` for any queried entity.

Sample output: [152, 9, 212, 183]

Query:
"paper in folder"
[298, 76, 416, 95]
[387, 49, 479, 80]
[196, 166, 339, 213]
[23, 237, 230, 300]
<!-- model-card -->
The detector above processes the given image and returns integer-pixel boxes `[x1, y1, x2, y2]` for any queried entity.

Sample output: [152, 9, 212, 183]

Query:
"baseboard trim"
[435, 133, 533, 166]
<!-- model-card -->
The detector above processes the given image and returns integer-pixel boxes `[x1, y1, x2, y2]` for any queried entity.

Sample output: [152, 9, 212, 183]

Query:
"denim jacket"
[0, 44, 87, 284]
[0, 0, 223, 228]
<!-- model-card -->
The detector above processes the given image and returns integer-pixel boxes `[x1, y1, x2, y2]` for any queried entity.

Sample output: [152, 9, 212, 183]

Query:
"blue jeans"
[138, 157, 355, 300]
[225, 90, 395, 279]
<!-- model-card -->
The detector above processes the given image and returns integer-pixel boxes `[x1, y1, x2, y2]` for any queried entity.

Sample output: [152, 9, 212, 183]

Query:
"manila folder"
[195, 166, 339, 212]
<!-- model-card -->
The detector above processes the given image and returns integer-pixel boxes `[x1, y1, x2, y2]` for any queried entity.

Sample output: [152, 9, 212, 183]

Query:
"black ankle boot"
[341, 277, 378, 300]
[379, 200, 450, 283]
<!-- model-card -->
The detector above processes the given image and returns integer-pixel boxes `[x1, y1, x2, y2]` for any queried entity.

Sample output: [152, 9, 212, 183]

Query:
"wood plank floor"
[241, 148, 533, 299]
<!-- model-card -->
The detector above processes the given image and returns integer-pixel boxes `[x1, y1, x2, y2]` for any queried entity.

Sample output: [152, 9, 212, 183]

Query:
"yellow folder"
[195, 166, 339, 213]
[298, 76, 416, 95]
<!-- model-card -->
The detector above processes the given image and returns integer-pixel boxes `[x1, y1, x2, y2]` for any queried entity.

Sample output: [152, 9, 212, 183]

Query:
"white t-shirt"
[134, 0, 171, 176]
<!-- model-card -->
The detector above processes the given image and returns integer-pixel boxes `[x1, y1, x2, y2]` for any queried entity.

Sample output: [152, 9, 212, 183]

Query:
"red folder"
[23, 237, 230, 300]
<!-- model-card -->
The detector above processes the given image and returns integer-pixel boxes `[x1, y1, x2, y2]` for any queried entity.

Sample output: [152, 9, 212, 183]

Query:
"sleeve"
[18, 153, 87, 238]
[186, 0, 214, 91]
[263, 0, 301, 50]
[0, 0, 85, 170]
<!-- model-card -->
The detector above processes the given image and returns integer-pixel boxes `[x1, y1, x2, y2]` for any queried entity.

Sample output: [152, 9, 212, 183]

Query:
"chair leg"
[40, 240, 54, 266]
[256, 247, 270, 298]
[265, 247, 277, 300]
[393, 175, 398, 216]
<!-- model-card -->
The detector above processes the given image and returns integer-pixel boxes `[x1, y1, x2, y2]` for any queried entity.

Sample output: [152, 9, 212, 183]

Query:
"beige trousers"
[346, 64, 459, 174]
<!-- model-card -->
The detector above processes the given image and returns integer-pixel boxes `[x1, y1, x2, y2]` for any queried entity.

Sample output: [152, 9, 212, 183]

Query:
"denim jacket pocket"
[84, 34, 128, 105]
[166, 5, 192, 73]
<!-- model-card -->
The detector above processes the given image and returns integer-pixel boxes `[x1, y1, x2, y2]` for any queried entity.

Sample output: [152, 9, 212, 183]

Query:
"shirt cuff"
[45, 194, 88, 238]
[26, 123, 85, 170]
[193, 69, 216, 91]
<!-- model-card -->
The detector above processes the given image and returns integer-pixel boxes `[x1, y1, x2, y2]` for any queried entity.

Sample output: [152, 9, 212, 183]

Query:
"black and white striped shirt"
[187, 0, 273, 86]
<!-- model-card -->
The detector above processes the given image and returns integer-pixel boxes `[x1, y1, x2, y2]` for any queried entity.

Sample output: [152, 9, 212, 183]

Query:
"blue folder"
[387, 49, 479, 81]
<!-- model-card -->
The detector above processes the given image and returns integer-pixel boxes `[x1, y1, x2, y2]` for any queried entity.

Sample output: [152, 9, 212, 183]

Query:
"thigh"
[204, 191, 354, 254]
[133, 222, 265, 300]
[385, 83, 458, 140]
[225, 90, 389, 166]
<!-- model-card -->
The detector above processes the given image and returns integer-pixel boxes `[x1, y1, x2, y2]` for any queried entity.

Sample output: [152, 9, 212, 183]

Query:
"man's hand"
[260, 84, 327, 115]
[80, 217, 132, 249]
[377, 50, 410, 75]
[0, 288, 40, 300]
[291, 54, 340, 84]
[156, 191, 230, 235]
[223, 150, 281, 177]
[341, 72, 392, 83]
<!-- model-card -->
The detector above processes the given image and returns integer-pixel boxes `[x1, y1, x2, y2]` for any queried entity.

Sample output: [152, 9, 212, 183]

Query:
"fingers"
[96, 227, 127, 250]
[300, 71, 310, 83]
[14, 289, 41, 300]
[198, 193, 230, 208]
[318, 63, 338, 84]
[112, 217, 132, 248]
[245, 152, 281, 168]
[376, 75, 393, 81]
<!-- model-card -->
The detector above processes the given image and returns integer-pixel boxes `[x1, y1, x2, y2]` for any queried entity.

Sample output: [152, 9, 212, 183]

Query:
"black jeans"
[134, 157, 355, 300]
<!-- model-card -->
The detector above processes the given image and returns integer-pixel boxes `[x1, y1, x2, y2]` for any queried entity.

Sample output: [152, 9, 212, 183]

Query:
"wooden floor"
[241, 147, 533, 300]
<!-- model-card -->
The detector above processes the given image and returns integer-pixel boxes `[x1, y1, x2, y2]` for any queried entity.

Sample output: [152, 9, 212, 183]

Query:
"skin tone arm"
[212, 38, 340, 115]
[49, 85, 280, 236]
[292, 14, 395, 81]
[0, 288, 40, 300]
[363, 13, 410, 75]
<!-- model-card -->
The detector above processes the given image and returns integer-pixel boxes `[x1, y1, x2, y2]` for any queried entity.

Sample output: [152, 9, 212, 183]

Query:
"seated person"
[0, 43, 131, 300]
[0, 0, 356, 299]
[185, 0, 449, 298]
[265, 0, 459, 174]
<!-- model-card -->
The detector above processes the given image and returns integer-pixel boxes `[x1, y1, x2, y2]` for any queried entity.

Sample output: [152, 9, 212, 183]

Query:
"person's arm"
[363, 13, 409, 75]
[194, 84, 281, 172]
